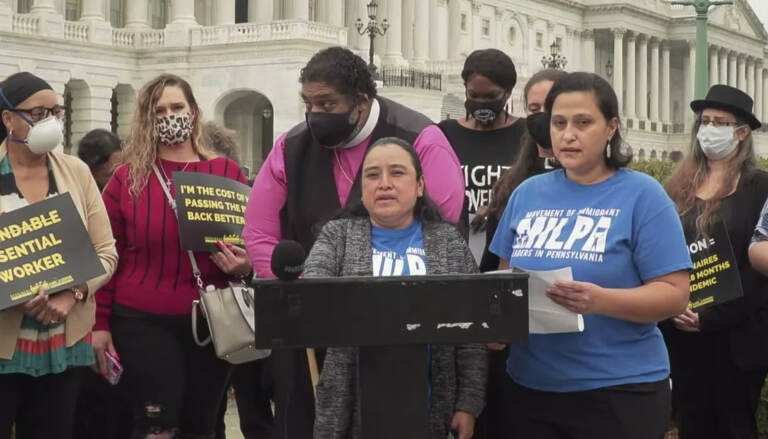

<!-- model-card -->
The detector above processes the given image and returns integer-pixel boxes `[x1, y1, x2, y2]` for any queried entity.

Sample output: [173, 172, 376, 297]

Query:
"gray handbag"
[152, 164, 270, 364]
[190, 279, 271, 364]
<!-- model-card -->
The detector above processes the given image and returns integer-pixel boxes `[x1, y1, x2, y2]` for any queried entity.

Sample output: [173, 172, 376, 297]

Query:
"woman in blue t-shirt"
[489, 72, 692, 439]
[304, 137, 488, 439]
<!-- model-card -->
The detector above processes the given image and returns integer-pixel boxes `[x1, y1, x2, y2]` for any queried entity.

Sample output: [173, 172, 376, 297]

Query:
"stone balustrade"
[2, 12, 346, 49]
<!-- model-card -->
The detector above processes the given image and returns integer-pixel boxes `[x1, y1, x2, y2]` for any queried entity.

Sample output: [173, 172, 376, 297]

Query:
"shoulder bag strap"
[152, 163, 203, 289]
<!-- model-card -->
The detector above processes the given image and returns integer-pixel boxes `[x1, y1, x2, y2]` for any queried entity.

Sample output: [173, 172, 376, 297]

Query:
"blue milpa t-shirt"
[490, 168, 692, 392]
[371, 219, 427, 276]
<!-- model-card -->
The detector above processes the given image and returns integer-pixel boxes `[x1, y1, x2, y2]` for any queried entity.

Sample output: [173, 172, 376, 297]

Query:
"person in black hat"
[664, 84, 768, 439]
[0, 72, 118, 439]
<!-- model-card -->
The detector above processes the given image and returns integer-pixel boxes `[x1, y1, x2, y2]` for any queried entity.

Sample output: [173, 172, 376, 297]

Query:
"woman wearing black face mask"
[438, 49, 526, 251]
[437, 49, 524, 439]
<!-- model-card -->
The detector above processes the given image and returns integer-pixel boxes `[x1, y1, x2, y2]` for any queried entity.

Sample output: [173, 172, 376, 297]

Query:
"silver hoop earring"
[605, 141, 612, 159]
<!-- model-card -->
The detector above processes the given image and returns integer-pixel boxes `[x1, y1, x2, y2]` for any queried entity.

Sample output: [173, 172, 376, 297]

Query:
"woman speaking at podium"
[490, 72, 693, 438]
[304, 137, 488, 439]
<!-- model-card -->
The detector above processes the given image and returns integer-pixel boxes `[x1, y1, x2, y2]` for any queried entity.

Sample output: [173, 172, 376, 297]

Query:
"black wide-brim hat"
[690, 84, 761, 129]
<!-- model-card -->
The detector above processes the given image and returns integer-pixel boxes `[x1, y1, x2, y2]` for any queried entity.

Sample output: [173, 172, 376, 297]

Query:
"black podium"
[252, 272, 528, 438]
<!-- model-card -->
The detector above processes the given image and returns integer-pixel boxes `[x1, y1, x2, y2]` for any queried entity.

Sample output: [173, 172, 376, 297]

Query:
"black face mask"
[306, 108, 359, 147]
[465, 97, 507, 126]
[526, 112, 552, 149]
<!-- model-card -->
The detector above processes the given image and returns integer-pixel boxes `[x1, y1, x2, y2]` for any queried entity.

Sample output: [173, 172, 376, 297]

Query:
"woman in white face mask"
[664, 84, 768, 439]
[0, 72, 118, 439]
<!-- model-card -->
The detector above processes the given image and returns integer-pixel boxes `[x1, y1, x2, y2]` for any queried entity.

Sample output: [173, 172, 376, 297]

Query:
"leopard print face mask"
[154, 112, 194, 146]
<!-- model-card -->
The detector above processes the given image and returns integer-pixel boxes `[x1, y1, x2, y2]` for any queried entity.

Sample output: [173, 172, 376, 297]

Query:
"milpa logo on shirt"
[372, 247, 427, 276]
[511, 208, 622, 263]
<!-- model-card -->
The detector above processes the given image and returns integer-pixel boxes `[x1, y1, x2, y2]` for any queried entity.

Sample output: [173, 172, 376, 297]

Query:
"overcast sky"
[747, 0, 768, 28]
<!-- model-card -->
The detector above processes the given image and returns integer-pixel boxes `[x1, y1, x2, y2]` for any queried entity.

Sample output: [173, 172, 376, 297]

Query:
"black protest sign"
[173, 172, 250, 251]
[684, 219, 743, 310]
[0, 193, 106, 311]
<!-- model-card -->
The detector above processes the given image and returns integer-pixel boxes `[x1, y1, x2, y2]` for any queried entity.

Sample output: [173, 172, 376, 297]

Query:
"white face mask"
[9, 115, 64, 155]
[696, 124, 740, 160]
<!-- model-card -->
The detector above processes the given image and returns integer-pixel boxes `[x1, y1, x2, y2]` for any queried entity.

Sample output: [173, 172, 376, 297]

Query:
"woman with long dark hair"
[491, 72, 692, 438]
[478, 68, 567, 273]
[664, 85, 768, 439]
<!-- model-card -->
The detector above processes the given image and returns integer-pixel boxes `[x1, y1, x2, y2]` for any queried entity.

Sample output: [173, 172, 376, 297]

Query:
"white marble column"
[685, 41, 695, 127]
[383, 0, 405, 65]
[447, 0, 462, 59]
[214, 0, 235, 25]
[728, 51, 737, 87]
[287, 0, 309, 21]
[526, 15, 536, 70]
[80, 0, 103, 20]
[472, 2, 482, 50]
[650, 38, 660, 123]
[710, 46, 719, 87]
[80, 0, 111, 43]
[402, 0, 414, 60]
[346, 0, 369, 51]
[662, 42, 671, 124]
[738, 54, 746, 91]
[171, 0, 197, 25]
[429, 0, 447, 60]
[125, 0, 150, 28]
[318, 0, 344, 26]
[249, 0, 273, 23]
[31, 0, 56, 14]
[638, 34, 648, 121]
[413, 0, 429, 66]
[763, 72, 768, 123]
[566, 27, 579, 71]
[755, 64, 764, 122]
[747, 58, 756, 99]
[581, 29, 596, 72]
[625, 32, 636, 119]
[719, 48, 728, 85]
[494, 7, 504, 51]
[0, 0, 10, 32]
[613, 28, 625, 115]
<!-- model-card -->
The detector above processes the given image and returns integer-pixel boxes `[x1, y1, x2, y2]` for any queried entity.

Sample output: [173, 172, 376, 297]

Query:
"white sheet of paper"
[487, 267, 585, 334]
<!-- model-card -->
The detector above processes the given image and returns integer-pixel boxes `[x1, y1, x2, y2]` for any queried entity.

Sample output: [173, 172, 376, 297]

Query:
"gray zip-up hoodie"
[304, 217, 489, 439]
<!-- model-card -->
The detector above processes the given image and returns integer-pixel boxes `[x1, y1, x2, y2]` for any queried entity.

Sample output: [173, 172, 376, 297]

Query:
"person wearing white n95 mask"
[664, 84, 768, 439]
[0, 72, 118, 439]
[696, 122, 746, 161]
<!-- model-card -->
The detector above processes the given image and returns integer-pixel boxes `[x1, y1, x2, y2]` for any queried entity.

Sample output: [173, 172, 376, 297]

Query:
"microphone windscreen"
[271, 240, 306, 281]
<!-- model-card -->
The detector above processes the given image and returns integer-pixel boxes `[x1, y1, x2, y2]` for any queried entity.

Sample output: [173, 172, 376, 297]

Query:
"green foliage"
[629, 159, 678, 185]
[759, 382, 768, 435]
[758, 156, 768, 172]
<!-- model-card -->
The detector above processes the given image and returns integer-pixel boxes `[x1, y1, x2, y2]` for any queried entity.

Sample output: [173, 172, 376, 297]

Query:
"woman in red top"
[93, 74, 251, 439]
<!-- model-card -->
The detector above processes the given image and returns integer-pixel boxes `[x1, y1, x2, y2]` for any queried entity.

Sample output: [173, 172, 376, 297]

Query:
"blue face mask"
[0, 89, 63, 154]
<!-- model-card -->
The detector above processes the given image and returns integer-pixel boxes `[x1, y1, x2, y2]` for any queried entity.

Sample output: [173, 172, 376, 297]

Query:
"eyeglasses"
[697, 117, 741, 128]
[12, 105, 65, 123]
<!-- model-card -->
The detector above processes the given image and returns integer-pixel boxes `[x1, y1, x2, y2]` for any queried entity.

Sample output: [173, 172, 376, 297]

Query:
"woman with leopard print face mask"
[92, 74, 251, 439]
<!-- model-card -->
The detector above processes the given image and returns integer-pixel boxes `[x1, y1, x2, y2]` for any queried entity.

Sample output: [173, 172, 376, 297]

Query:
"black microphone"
[271, 240, 306, 281]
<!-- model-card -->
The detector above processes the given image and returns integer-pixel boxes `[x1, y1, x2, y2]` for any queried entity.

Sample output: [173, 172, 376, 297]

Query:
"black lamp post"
[606, 57, 614, 78]
[355, 1, 389, 78]
[541, 40, 567, 70]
